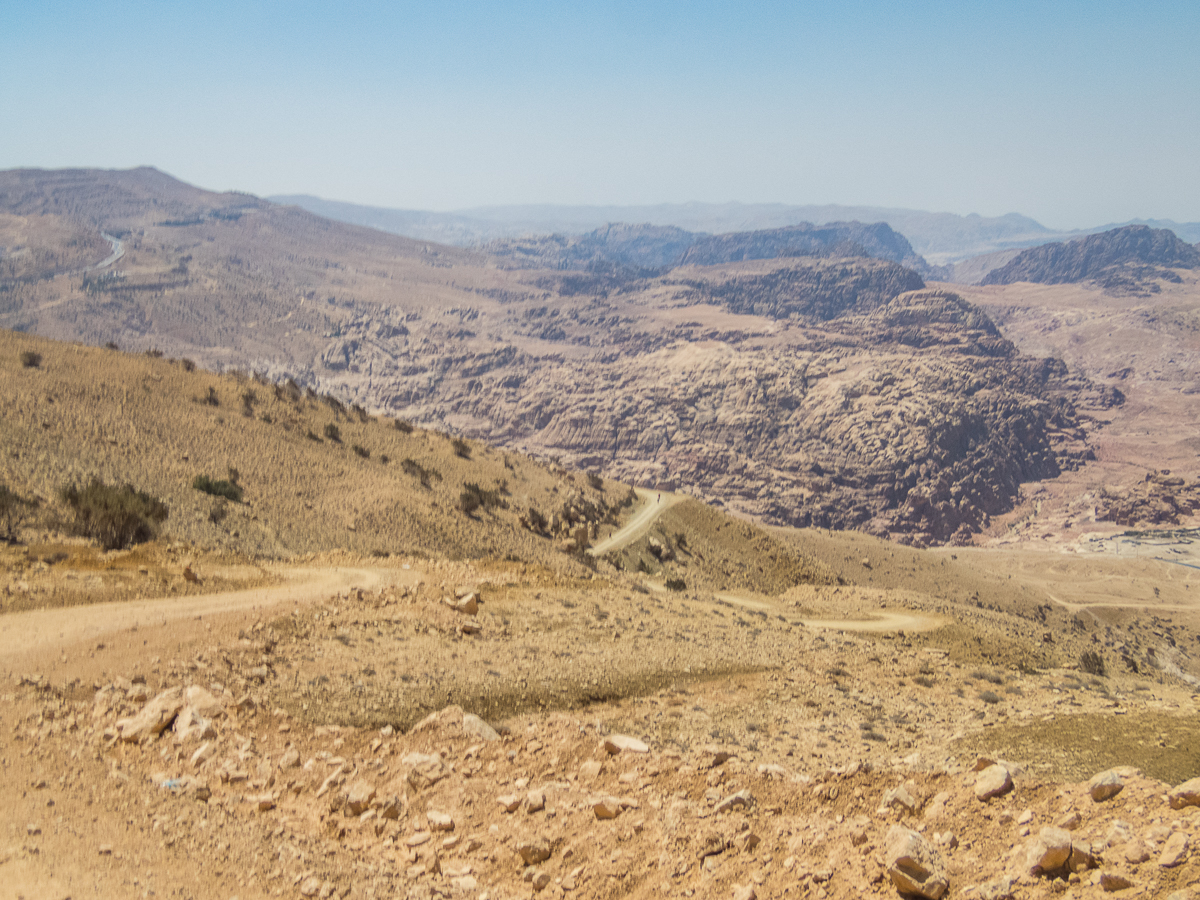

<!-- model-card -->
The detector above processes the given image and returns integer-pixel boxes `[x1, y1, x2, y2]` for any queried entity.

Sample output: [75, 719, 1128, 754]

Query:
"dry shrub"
[59, 479, 168, 550]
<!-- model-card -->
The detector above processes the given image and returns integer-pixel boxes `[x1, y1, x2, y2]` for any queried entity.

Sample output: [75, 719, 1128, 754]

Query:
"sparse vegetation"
[59, 478, 169, 550]
[181, 358, 196, 372]
[20, 350, 42, 368]
[401, 459, 440, 489]
[305, 429, 322, 442]
[979, 690, 1001, 705]
[394, 419, 413, 434]
[351, 444, 370, 459]
[587, 472, 604, 490]
[324, 423, 342, 442]
[1079, 649, 1107, 677]
[458, 482, 506, 516]
[0, 483, 37, 541]
[209, 497, 230, 525]
[192, 474, 243, 503]
[451, 437, 471, 459]
[202, 386, 219, 406]
[241, 389, 257, 416]
[665, 576, 686, 591]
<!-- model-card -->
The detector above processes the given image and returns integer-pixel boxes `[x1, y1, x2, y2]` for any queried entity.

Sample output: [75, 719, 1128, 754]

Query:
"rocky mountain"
[981, 224, 1200, 289]
[1, 167, 1122, 545]
[485, 220, 944, 279]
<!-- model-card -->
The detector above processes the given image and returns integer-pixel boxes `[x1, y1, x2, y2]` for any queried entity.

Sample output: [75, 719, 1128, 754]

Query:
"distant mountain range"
[269, 194, 1200, 270]
[481, 220, 943, 279]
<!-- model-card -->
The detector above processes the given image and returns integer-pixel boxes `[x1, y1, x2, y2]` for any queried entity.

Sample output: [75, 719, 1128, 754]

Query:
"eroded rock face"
[333, 275, 1106, 545]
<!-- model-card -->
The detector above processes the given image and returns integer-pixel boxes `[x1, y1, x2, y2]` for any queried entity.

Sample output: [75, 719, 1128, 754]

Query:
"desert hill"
[981, 224, 1200, 291]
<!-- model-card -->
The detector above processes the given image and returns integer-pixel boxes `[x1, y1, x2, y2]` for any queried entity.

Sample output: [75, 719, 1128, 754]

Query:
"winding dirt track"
[587, 490, 944, 633]
[588, 488, 686, 555]
[0, 565, 398, 667]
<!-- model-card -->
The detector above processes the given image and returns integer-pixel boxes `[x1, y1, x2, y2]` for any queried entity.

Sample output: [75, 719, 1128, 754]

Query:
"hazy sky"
[3, 0, 1198, 229]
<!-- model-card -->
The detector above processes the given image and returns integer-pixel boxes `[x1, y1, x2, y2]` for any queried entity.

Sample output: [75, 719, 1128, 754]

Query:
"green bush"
[192, 474, 243, 502]
[59, 479, 168, 550]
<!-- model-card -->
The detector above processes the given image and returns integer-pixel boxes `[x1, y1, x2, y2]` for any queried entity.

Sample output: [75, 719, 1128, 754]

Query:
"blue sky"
[2, 0, 1198, 229]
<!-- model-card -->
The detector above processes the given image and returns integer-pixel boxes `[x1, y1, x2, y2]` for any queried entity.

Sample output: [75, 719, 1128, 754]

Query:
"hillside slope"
[0, 167, 1118, 544]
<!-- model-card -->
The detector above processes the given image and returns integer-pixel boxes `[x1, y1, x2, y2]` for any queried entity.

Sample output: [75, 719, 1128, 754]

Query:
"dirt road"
[0, 564, 403, 676]
[589, 488, 686, 555]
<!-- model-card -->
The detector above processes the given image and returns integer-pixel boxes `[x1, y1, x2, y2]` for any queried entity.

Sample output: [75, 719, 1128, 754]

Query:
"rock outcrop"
[981, 224, 1200, 287]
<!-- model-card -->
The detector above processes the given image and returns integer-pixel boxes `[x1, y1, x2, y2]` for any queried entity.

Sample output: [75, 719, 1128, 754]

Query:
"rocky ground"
[3, 547, 1200, 900]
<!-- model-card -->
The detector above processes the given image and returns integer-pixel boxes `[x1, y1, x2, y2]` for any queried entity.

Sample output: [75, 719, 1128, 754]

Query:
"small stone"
[299, 876, 323, 897]
[593, 797, 622, 820]
[1025, 827, 1073, 876]
[1106, 820, 1134, 847]
[518, 837, 551, 865]
[279, 747, 301, 770]
[1088, 770, 1124, 802]
[406, 831, 431, 847]
[883, 783, 920, 814]
[884, 825, 949, 900]
[526, 789, 546, 813]
[714, 789, 754, 814]
[531, 869, 551, 892]
[579, 760, 603, 780]
[116, 688, 184, 743]
[428, 811, 454, 832]
[975, 764, 1012, 801]
[1068, 840, 1095, 873]
[378, 795, 403, 820]
[1168, 777, 1200, 810]
[603, 735, 649, 754]
[1056, 811, 1081, 830]
[255, 794, 275, 812]
[732, 885, 757, 900]
[976, 878, 1015, 900]
[498, 794, 521, 813]
[343, 780, 376, 816]
[1100, 871, 1135, 892]
[1159, 831, 1189, 868]
[1122, 839, 1151, 864]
